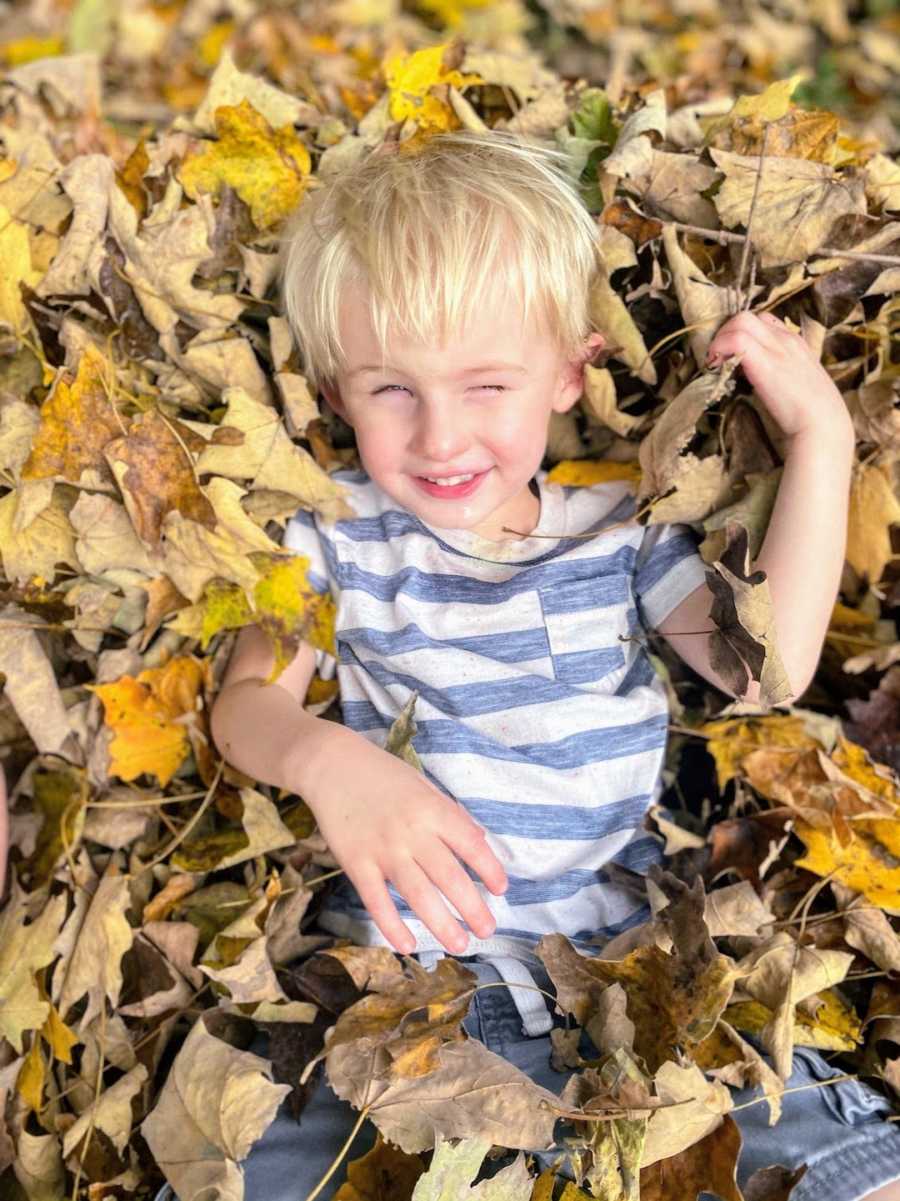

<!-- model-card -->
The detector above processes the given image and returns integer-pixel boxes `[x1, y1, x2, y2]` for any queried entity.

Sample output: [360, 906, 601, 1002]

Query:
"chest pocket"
[538, 574, 631, 689]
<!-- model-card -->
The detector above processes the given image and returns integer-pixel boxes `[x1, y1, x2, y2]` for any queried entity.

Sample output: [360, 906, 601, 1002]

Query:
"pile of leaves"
[1, 0, 899, 1198]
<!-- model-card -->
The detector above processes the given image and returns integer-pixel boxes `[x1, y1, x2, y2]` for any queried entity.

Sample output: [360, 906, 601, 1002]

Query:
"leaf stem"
[731, 1072, 858, 1112]
[303, 1103, 373, 1201]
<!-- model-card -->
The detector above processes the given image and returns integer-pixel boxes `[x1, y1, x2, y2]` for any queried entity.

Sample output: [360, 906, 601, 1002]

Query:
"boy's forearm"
[748, 417, 856, 701]
[210, 680, 349, 801]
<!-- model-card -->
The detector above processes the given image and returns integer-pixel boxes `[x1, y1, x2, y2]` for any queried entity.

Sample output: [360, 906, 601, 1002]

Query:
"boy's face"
[320, 281, 602, 541]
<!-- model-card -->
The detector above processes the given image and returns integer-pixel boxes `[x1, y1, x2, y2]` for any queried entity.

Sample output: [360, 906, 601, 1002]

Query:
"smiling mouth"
[413, 468, 491, 496]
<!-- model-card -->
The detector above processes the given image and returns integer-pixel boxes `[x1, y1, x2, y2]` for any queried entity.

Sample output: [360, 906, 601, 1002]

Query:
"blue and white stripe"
[281, 466, 708, 1032]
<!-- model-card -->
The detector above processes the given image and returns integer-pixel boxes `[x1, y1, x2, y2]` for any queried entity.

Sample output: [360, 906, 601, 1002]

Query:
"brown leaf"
[105, 407, 214, 547]
[539, 873, 738, 1073]
[315, 956, 478, 1078]
[743, 1163, 808, 1201]
[833, 880, 900, 971]
[141, 1013, 290, 1201]
[640, 1113, 742, 1201]
[326, 1033, 560, 1156]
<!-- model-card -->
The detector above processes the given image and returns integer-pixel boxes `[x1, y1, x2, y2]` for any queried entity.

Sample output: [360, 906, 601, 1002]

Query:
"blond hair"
[276, 129, 602, 396]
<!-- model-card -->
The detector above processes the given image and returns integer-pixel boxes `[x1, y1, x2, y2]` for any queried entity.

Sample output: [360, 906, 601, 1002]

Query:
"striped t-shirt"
[280, 465, 709, 1032]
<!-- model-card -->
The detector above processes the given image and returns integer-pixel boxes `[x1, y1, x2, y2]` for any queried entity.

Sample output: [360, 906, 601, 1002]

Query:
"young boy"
[157, 131, 900, 1200]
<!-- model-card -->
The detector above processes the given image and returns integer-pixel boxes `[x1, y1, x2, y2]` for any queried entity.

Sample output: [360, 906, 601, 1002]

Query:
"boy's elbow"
[737, 673, 805, 710]
[209, 684, 243, 758]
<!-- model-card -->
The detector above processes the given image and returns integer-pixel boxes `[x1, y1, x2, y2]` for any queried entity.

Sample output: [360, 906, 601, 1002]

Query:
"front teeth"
[424, 473, 475, 486]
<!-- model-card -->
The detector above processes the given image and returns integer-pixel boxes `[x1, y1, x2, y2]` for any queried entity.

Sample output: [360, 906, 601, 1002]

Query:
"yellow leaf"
[0, 202, 43, 336]
[0, 34, 65, 66]
[415, 0, 493, 29]
[196, 579, 254, 647]
[16, 1036, 45, 1112]
[727, 75, 806, 122]
[20, 341, 121, 485]
[178, 98, 311, 230]
[699, 713, 817, 793]
[846, 461, 900, 587]
[794, 816, 900, 913]
[197, 19, 235, 68]
[41, 1001, 79, 1066]
[88, 656, 210, 787]
[546, 458, 642, 488]
[833, 735, 900, 810]
[306, 674, 339, 707]
[167, 554, 336, 685]
[252, 553, 337, 680]
[383, 42, 483, 134]
[725, 987, 861, 1051]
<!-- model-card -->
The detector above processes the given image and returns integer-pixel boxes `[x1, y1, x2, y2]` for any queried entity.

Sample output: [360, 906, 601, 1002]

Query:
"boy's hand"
[705, 310, 853, 442]
[295, 726, 508, 956]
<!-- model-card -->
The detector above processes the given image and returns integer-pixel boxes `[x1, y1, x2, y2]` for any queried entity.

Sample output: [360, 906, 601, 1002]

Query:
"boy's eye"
[373, 384, 507, 395]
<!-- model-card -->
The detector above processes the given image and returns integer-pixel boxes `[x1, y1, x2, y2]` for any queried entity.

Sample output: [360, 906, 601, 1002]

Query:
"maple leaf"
[383, 42, 483, 134]
[104, 407, 215, 548]
[178, 98, 312, 230]
[20, 343, 123, 487]
[539, 873, 739, 1074]
[88, 655, 211, 787]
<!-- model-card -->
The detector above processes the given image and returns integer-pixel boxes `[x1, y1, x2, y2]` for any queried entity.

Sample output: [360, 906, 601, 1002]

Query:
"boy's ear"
[320, 380, 351, 424]
[552, 332, 606, 413]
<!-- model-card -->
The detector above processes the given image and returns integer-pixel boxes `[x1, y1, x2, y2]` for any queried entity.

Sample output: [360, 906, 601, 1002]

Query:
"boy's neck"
[468, 476, 542, 543]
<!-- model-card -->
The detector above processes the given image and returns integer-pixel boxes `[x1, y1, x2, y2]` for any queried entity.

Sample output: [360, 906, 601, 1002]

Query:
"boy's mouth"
[413, 468, 490, 499]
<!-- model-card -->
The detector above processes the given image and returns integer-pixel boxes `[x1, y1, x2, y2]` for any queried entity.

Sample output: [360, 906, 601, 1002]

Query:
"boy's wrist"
[280, 713, 359, 814]
[211, 679, 346, 803]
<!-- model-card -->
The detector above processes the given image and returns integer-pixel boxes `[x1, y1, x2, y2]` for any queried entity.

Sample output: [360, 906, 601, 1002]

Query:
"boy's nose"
[411, 406, 470, 463]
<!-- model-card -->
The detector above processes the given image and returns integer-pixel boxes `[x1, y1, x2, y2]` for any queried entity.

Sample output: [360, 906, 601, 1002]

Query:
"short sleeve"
[632, 521, 709, 631]
[280, 508, 338, 681]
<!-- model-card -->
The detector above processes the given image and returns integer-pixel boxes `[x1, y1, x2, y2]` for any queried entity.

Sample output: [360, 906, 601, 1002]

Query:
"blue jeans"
[153, 956, 900, 1201]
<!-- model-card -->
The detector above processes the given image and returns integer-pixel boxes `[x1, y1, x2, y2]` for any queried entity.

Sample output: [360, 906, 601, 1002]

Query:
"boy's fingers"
[449, 825, 508, 896]
[419, 844, 496, 940]
[391, 861, 470, 955]
[350, 865, 416, 954]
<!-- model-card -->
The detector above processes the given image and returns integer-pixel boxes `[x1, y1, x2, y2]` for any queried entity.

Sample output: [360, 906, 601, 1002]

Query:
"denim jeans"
[152, 956, 900, 1201]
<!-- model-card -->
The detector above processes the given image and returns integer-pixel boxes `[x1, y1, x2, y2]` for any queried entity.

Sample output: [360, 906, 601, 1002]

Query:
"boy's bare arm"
[210, 624, 344, 795]
[655, 311, 855, 707]
[657, 423, 854, 706]
[211, 625, 508, 955]
[211, 677, 345, 797]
